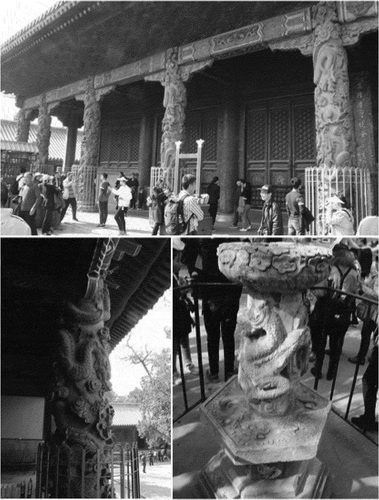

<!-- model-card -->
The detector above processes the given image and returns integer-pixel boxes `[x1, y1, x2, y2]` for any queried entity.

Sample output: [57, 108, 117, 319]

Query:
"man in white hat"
[326, 193, 355, 236]
[110, 176, 132, 235]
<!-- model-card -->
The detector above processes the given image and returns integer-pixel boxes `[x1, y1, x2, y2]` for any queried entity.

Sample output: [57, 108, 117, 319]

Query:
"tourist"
[183, 239, 242, 382]
[1, 181, 31, 235]
[129, 173, 139, 209]
[239, 180, 252, 232]
[173, 238, 199, 386]
[257, 184, 283, 236]
[178, 174, 204, 235]
[150, 186, 167, 236]
[285, 177, 305, 235]
[137, 187, 146, 210]
[41, 175, 60, 235]
[229, 179, 243, 229]
[351, 341, 378, 432]
[207, 176, 220, 230]
[97, 173, 111, 227]
[326, 193, 355, 235]
[18, 172, 42, 235]
[349, 247, 378, 365]
[111, 176, 132, 235]
[140, 452, 146, 473]
[10, 167, 26, 197]
[311, 243, 360, 380]
[60, 172, 78, 222]
[148, 450, 154, 466]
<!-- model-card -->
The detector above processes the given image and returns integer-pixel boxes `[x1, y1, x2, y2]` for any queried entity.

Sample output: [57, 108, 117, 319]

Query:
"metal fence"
[36, 441, 140, 498]
[1, 479, 33, 498]
[305, 166, 372, 235]
[174, 279, 378, 440]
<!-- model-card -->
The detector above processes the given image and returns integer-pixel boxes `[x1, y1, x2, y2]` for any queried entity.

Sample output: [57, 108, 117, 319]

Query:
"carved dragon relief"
[312, 2, 355, 169]
[35, 94, 52, 170]
[208, 243, 331, 449]
[50, 239, 118, 498]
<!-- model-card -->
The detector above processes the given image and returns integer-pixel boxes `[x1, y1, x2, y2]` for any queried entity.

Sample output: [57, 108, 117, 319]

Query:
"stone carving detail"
[77, 77, 101, 212]
[199, 242, 332, 467]
[313, 2, 355, 168]
[35, 94, 51, 170]
[341, 17, 378, 46]
[218, 243, 331, 418]
[16, 109, 32, 142]
[350, 72, 376, 172]
[51, 239, 117, 498]
[161, 48, 187, 170]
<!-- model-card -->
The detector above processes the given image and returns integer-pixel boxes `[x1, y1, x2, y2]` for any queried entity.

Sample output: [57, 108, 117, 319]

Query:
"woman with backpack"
[149, 186, 167, 235]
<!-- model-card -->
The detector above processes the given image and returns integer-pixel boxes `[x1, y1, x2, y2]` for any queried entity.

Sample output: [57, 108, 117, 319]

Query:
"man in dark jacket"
[230, 179, 243, 228]
[207, 176, 220, 229]
[257, 184, 283, 236]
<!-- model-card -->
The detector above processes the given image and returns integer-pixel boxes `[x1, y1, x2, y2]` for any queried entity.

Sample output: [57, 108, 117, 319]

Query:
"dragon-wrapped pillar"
[199, 242, 334, 498]
[35, 94, 52, 172]
[50, 239, 118, 498]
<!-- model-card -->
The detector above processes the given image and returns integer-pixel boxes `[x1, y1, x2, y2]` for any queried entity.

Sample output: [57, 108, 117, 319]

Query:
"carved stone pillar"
[218, 100, 239, 214]
[199, 242, 333, 499]
[50, 239, 118, 498]
[35, 94, 52, 171]
[16, 109, 32, 142]
[138, 111, 154, 189]
[313, 2, 355, 169]
[77, 77, 101, 212]
[161, 48, 187, 170]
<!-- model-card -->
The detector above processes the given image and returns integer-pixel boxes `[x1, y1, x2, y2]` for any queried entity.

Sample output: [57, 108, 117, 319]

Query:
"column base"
[198, 449, 332, 499]
[77, 205, 98, 213]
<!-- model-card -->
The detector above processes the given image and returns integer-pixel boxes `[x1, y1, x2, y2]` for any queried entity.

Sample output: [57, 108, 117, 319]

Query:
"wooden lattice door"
[246, 95, 316, 209]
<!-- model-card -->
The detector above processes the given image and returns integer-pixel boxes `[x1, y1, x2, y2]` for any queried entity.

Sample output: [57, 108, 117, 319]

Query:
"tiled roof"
[1, 119, 82, 161]
[1, 140, 38, 153]
[112, 404, 142, 427]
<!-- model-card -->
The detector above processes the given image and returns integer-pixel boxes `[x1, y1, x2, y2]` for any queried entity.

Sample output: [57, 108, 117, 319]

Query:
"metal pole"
[193, 281, 206, 401]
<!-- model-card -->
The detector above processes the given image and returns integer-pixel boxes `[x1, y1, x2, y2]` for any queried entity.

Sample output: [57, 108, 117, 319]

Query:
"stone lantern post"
[199, 241, 333, 498]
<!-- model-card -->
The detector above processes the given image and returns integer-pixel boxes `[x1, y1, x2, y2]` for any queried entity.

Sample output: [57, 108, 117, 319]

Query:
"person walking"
[97, 173, 111, 227]
[239, 180, 252, 232]
[257, 184, 283, 236]
[207, 176, 220, 230]
[140, 452, 147, 473]
[60, 172, 78, 222]
[129, 173, 139, 209]
[111, 176, 132, 235]
[18, 172, 42, 235]
[285, 177, 305, 235]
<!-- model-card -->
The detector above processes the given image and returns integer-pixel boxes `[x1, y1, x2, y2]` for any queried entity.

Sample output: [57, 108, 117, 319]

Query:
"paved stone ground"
[139, 460, 172, 499]
[36, 207, 285, 236]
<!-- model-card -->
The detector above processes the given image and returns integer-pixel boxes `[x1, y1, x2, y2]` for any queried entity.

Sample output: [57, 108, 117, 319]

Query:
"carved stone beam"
[268, 34, 314, 56]
[341, 17, 379, 46]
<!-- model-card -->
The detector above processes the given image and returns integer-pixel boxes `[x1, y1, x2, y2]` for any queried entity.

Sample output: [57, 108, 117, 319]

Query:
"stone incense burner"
[199, 242, 333, 499]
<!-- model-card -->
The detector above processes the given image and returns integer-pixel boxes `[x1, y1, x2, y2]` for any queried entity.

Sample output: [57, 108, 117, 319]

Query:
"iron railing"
[36, 441, 140, 498]
[1, 479, 33, 498]
[174, 280, 378, 441]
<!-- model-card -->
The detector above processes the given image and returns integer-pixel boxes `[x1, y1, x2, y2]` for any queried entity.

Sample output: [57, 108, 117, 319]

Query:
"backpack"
[10, 178, 20, 195]
[164, 194, 192, 235]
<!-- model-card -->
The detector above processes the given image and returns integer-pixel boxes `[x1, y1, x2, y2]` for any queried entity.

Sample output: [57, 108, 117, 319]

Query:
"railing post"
[192, 280, 206, 402]
[120, 446, 125, 499]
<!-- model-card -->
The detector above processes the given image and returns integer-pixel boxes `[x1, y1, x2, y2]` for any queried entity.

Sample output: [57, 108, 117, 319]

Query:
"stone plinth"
[198, 242, 333, 498]
[200, 377, 331, 465]
[199, 450, 332, 499]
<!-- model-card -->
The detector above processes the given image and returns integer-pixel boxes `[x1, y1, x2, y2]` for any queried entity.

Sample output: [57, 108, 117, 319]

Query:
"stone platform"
[199, 450, 332, 499]
[200, 377, 331, 464]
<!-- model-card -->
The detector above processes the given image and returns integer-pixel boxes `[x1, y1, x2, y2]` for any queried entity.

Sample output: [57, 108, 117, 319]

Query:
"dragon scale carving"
[35, 94, 51, 170]
[313, 2, 355, 169]
[161, 48, 187, 170]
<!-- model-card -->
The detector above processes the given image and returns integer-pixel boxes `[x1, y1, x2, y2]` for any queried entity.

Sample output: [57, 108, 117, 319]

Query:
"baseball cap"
[259, 184, 273, 194]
